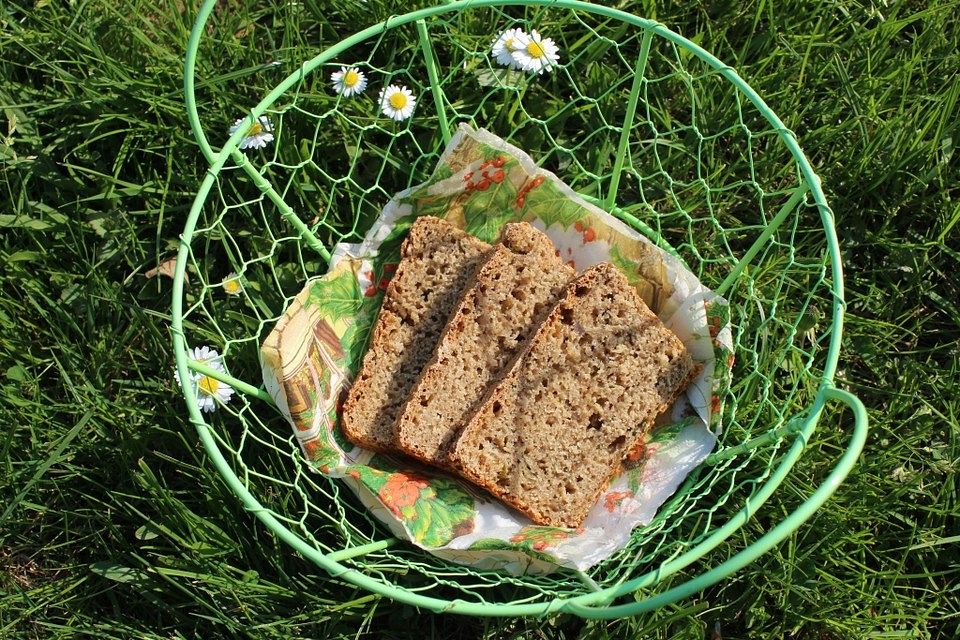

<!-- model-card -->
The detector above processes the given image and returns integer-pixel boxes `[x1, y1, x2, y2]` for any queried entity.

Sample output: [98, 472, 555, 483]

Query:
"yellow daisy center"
[526, 41, 545, 58]
[198, 375, 219, 396]
[504, 37, 514, 48]
[224, 279, 241, 294]
[343, 69, 360, 87]
[389, 92, 408, 110]
[247, 121, 263, 136]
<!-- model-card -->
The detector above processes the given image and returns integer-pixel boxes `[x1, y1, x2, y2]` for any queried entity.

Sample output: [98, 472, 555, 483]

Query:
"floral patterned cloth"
[260, 125, 734, 574]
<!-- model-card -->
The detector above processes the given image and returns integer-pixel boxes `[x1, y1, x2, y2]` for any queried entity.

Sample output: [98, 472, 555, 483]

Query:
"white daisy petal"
[222, 272, 243, 296]
[378, 85, 416, 121]
[187, 346, 224, 371]
[174, 366, 195, 388]
[512, 29, 561, 74]
[331, 66, 367, 97]
[198, 394, 215, 413]
[196, 372, 235, 412]
[229, 115, 274, 151]
[491, 28, 527, 69]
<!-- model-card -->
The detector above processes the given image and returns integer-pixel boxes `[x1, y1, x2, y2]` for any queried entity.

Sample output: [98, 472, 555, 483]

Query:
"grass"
[1, 0, 959, 637]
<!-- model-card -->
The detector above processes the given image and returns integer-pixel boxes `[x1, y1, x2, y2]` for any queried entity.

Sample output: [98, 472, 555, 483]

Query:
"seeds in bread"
[340, 216, 490, 451]
[396, 222, 575, 467]
[447, 262, 699, 528]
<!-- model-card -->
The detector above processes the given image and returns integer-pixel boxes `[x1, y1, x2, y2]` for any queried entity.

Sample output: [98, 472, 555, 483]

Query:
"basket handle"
[567, 385, 868, 619]
[184, 0, 219, 164]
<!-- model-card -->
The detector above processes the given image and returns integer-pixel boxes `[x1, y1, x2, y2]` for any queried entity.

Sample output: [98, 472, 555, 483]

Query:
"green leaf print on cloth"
[301, 436, 341, 472]
[467, 538, 558, 564]
[347, 462, 476, 548]
[306, 265, 363, 321]
[521, 177, 586, 229]
[339, 294, 380, 375]
[460, 156, 518, 242]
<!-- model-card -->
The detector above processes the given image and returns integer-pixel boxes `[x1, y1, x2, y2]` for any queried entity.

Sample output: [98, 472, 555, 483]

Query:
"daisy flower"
[331, 66, 368, 97]
[191, 371, 235, 413]
[513, 29, 561, 74]
[378, 85, 416, 121]
[175, 346, 234, 413]
[228, 115, 274, 151]
[491, 28, 526, 69]
[221, 272, 243, 296]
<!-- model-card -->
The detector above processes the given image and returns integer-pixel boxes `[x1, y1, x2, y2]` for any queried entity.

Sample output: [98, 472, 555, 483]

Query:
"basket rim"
[173, 0, 859, 618]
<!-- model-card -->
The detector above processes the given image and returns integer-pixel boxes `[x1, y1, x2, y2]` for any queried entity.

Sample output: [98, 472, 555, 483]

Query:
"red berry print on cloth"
[462, 157, 508, 193]
[709, 319, 721, 339]
[378, 471, 430, 519]
[625, 443, 646, 463]
[362, 269, 378, 297]
[515, 174, 546, 210]
[604, 491, 634, 513]
[508, 526, 579, 551]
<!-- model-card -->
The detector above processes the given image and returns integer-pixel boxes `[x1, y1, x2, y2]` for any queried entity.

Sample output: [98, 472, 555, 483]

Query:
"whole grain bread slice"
[396, 222, 575, 467]
[447, 262, 700, 528]
[340, 216, 490, 452]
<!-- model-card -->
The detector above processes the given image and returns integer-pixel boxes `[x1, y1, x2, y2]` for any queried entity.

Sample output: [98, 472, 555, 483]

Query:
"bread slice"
[447, 262, 700, 528]
[341, 216, 490, 451]
[396, 222, 575, 467]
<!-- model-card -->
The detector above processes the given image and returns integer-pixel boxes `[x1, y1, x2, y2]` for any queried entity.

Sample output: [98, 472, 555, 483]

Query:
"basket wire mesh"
[173, 0, 867, 618]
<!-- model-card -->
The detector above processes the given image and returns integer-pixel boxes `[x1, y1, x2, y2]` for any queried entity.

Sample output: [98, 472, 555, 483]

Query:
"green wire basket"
[174, 0, 868, 618]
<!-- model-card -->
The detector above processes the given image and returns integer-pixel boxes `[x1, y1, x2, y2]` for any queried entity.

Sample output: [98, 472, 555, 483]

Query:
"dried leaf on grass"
[146, 256, 187, 283]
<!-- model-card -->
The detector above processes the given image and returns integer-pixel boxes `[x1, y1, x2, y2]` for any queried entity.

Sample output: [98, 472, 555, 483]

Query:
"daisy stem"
[416, 19, 450, 145]
[230, 148, 332, 263]
[188, 359, 276, 406]
[606, 28, 653, 211]
[506, 82, 528, 129]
